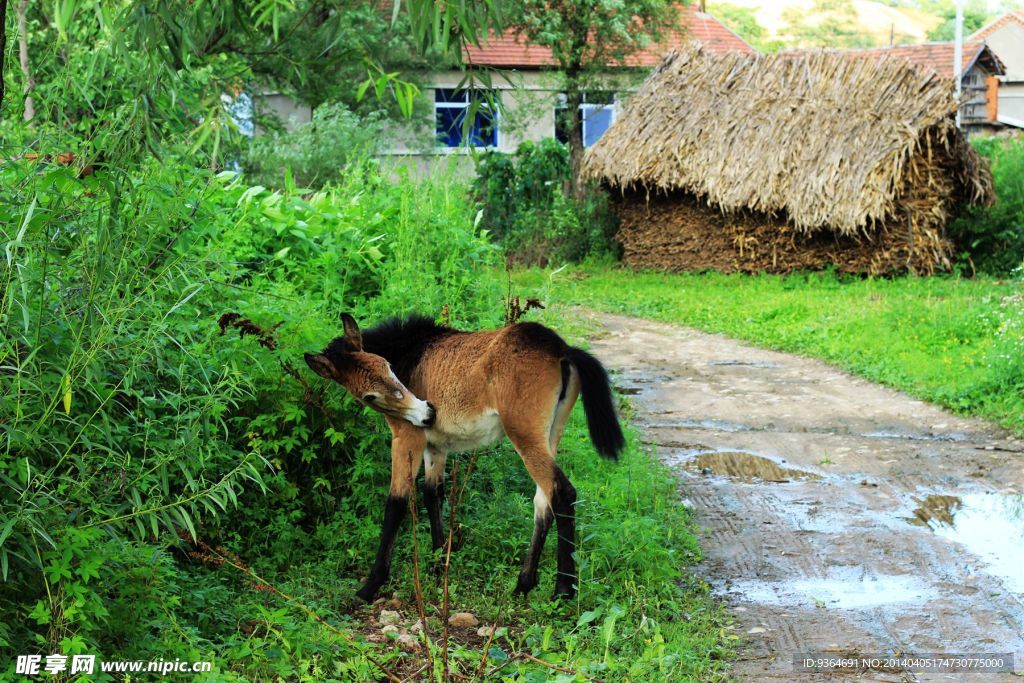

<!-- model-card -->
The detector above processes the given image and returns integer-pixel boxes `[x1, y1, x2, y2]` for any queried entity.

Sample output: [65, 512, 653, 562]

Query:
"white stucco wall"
[383, 70, 567, 156]
[984, 22, 1024, 80]
[976, 20, 1024, 128]
[255, 93, 313, 131]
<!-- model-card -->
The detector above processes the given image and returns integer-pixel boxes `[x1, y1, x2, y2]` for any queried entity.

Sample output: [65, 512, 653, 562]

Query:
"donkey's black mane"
[339, 313, 457, 386]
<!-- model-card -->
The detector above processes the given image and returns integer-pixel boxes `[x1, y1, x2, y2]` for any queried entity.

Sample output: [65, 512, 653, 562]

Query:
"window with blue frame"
[435, 88, 499, 148]
[555, 92, 615, 147]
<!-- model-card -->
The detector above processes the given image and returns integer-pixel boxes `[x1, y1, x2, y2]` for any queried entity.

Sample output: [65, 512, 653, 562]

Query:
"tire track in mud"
[586, 313, 1024, 682]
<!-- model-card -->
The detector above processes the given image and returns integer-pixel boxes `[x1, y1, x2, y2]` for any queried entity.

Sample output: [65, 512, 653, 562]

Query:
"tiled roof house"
[968, 10, 1024, 127]
[387, 3, 755, 167]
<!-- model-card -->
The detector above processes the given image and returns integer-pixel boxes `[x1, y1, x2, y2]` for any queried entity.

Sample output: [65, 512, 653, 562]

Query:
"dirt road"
[586, 313, 1024, 681]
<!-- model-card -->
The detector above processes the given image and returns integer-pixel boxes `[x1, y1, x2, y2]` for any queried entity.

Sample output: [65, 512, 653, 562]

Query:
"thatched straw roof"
[584, 44, 994, 235]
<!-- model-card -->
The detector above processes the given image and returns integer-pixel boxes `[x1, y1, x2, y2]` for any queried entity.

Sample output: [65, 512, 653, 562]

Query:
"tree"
[512, 0, 676, 200]
[15, 0, 34, 122]
[0, 0, 6, 111]
[927, 0, 990, 41]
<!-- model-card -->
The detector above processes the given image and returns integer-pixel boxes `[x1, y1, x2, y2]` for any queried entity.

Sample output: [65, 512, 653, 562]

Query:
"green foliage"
[514, 266, 1024, 434]
[948, 137, 1024, 275]
[509, 0, 674, 193]
[926, 0, 991, 40]
[713, 3, 787, 52]
[0, 142, 502, 667]
[474, 139, 620, 264]
[243, 104, 385, 188]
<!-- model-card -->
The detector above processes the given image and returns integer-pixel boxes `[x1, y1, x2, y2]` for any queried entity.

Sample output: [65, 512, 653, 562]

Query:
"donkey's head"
[305, 313, 436, 428]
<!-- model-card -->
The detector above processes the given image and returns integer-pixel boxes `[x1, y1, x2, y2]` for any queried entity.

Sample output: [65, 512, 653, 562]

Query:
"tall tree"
[512, 0, 676, 199]
[0, 0, 7, 111]
[16, 0, 33, 122]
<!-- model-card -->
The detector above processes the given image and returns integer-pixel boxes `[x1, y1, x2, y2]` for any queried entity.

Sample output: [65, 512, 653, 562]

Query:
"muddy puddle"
[708, 359, 782, 369]
[675, 450, 821, 483]
[729, 568, 936, 610]
[911, 493, 1024, 593]
[862, 429, 967, 443]
[646, 418, 758, 432]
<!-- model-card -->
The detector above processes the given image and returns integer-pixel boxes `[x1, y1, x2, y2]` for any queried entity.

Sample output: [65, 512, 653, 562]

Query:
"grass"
[199, 394, 732, 681]
[511, 266, 1024, 435]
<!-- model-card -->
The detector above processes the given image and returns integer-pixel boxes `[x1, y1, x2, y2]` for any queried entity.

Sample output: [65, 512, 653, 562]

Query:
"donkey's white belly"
[427, 411, 504, 453]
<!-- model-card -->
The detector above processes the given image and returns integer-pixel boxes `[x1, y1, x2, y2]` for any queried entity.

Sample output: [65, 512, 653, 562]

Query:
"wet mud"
[681, 450, 821, 483]
[588, 312, 1024, 681]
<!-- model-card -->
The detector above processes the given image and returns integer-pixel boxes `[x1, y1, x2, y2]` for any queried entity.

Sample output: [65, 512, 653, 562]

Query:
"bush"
[242, 103, 384, 188]
[948, 136, 1024, 275]
[0, 147, 500, 665]
[474, 138, 620, 265]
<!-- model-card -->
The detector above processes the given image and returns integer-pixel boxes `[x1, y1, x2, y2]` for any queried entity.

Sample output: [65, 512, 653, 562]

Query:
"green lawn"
[512, 267, 1024, 435]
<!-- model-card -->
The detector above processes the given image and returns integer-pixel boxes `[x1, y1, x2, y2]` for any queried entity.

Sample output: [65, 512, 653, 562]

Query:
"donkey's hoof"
[513, 574, 537, 596]
[552, 580, 576, 601]
[355, 583, 381, 603]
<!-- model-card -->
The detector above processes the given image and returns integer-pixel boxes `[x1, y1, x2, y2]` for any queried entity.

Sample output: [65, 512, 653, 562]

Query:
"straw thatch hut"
[583, 45, 995, 274]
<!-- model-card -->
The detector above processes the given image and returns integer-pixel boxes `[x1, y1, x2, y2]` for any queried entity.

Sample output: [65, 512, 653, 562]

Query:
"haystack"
[584, 45, 995, 274]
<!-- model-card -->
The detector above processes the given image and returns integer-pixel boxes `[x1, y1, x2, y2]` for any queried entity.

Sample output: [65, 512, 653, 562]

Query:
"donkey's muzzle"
[422, 402, 437, 427]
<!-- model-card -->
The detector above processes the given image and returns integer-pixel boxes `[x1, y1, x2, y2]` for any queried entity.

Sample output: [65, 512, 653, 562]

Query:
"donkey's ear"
[304, 353, 337, 380]
[340, 313, 363, 352]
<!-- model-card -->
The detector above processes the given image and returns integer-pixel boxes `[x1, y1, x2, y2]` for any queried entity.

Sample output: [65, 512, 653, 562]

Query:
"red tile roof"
[787, 42, 1004, 79]
[463, 4, 754, 68]
[842, 42, 999, 75]
[969, 9, 1024, 41]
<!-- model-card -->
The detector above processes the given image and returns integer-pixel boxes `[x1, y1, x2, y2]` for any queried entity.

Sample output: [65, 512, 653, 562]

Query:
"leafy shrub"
[242, 103, 384, 188]
[948, 136, 1024, 275]
[0, 145, 500, 666]
[474, 138, 620, 264]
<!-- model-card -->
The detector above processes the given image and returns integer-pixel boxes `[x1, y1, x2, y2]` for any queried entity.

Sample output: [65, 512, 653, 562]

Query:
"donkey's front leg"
[421, 447, 448, 553]
[356, 420, 425, 602]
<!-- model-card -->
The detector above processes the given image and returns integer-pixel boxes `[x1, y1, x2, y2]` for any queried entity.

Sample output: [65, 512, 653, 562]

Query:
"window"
[434, 88, 499, 148]
[555, 92, 615, 147]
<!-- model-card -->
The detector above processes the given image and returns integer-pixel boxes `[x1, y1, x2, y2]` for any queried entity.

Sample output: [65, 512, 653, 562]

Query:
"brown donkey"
[305, 313, 624, 601]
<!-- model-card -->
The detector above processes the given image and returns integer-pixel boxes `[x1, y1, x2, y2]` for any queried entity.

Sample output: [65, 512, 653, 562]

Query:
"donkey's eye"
[363, 394, 377, 403]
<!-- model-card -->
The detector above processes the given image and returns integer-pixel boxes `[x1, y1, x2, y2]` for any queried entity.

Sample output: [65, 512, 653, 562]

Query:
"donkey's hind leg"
[515, 365, 579, 596]
[356, 419, 425, 602]
[506, 430, 578, 599]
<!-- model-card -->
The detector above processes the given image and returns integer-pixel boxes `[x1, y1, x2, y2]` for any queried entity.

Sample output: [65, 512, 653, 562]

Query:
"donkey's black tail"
[566, 347, 625, 460]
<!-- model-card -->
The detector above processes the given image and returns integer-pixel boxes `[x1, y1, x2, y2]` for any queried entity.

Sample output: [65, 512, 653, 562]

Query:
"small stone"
[385, 597, 403, 610]
[410, 620, 423, 633]
[448, 612, 479, 628]
[381, 624, 399, 636]
[747, 627, 767, 634]
[379, 610, 401, 626]
[397, 633, 421, 651]
[476, 625, 496, 638]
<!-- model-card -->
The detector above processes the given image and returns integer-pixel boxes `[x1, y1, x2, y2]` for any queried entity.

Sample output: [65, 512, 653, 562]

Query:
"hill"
[708, 0, 962, 50]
